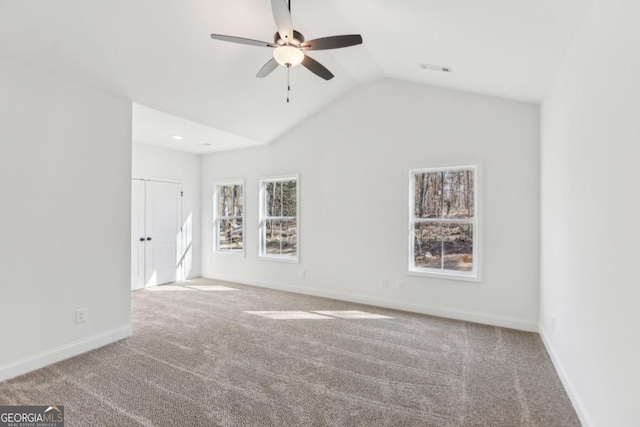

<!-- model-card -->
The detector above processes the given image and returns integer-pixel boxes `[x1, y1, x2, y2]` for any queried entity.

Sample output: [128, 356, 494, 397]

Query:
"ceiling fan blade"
[210, 34, 276, 48]
[257, 58, 279, 78]
[271, 0, 293, 43]
[301, 35, 363, 51]
[302, 55, 334, 80]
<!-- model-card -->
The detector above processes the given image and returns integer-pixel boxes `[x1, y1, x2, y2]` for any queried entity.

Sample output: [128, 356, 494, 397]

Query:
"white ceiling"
[0, 0, 593, 153]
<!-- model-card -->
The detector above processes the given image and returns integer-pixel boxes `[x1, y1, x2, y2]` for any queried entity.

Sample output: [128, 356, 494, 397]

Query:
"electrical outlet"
[551, 317, 556, 332]
[299, 269, 306, 278]
[396, 280, 404, 290]
[76, 308, 88, 323]
[381, 280, 388, 288]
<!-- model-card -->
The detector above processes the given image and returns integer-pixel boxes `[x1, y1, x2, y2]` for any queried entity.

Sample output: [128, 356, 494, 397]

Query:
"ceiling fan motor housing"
[275, 30, 305, 46]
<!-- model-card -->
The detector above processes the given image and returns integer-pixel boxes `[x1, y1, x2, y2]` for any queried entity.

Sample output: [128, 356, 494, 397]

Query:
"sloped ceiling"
[0, 0, 593, 152]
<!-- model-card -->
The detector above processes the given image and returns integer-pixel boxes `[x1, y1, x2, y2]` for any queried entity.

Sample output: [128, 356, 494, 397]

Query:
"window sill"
[259, 254, 299, 264]
[407, 268, 481, 283]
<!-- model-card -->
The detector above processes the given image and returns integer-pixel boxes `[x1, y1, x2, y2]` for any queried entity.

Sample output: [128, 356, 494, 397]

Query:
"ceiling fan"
[210, 0, 363, 101]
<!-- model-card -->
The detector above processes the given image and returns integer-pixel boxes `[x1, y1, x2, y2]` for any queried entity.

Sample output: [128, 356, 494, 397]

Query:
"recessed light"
[172, 135, 183, 141]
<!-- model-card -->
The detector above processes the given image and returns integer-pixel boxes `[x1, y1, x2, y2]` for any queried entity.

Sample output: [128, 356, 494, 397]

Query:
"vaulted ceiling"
[0, 0, 593, 151]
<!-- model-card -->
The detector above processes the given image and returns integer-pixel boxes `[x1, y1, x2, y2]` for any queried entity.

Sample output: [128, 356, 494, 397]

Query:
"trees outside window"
[214, 181, 244, 253]
[259, 176, 298, 261]
[409, 166, 479, 280]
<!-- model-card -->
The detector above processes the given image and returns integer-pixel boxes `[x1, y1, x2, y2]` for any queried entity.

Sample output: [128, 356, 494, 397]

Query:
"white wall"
[132, 143, 201, 278]
[201, 79, 540, 331]
[540, 0, 640, 425]
[0, 60, 132, 380]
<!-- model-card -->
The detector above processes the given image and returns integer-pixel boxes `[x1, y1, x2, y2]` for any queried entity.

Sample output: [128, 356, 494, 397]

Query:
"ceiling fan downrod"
[287, 64, 291, 103]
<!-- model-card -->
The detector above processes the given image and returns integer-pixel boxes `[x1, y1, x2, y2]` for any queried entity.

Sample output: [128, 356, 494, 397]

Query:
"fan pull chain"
[287, 64, 291, 103]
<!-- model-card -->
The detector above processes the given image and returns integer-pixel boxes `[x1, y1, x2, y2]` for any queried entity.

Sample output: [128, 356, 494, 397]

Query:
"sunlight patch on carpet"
[245, 311, 334, 320]
[245, 310, 394, 320]
[312, 310, 394, 319]
[186, 285, 239, 291]
[146, 286, 195, 291]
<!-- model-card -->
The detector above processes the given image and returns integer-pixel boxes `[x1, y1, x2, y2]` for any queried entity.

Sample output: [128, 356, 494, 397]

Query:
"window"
[409, 166, 479, 280]
[259, 176, 298, 261]
[214, 181, 244, 254]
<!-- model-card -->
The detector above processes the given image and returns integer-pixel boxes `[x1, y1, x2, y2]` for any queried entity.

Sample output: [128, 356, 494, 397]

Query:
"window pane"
[218, 218, 243, 251]
[414, 222, 442, 268]
[443, 170, 474, 219]
[218, 184, 243, 217]
[232, 184, 243, 217]
[266, 182, 282, 217]
[414, 172, 444, 218]
[265, 219, 297, 257]
[281, 180, 297, 217]
[443, 223, 473, 271]
[217, 186, 227, 217]
[265, 179, 296, 217]
[282, 219, 297, 255]
[265, 219, 281, 255]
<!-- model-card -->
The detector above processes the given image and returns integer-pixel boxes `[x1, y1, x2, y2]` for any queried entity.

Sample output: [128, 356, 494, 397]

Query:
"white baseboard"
[201, 272, 538, 332]
[539, 324, 592, 427]
[0, 325, 132, 382]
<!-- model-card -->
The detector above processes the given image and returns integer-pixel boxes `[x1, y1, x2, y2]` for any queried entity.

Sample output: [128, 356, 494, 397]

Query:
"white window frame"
[258, 175, 299, 263]
[408, 165, 481, 282]
[213, 179, 245, 256]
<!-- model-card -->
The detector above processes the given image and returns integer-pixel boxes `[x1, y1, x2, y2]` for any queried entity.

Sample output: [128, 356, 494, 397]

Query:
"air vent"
[419, 63, 453, 73]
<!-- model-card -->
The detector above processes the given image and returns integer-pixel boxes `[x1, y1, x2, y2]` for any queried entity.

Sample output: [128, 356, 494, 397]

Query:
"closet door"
[131, 180, 146, 290]
[144, 181, 182, 287]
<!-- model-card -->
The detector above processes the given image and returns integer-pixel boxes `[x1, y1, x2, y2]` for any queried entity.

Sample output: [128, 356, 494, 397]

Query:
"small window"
[259, 176, 298, 262]
[409, 166, 479, 280]
[214, 181, 244, 254]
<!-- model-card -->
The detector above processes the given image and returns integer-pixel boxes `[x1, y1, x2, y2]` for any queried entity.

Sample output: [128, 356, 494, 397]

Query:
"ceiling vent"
[419, 63, 453, 73]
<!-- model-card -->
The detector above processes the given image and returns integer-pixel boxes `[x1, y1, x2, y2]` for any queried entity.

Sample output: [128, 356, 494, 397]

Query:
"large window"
[214, 181, 244, 254]
[259, 176, 298, 261]
[409, 166, 479, 280]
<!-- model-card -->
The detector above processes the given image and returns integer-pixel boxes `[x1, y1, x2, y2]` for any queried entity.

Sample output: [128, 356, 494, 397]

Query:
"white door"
[131, 180, 146, 290]
[144, 180, 182, 287]
[131, 180, 182, 290]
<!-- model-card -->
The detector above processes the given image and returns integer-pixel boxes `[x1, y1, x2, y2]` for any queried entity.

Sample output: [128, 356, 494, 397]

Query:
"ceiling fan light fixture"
[273, 45, 304, 67]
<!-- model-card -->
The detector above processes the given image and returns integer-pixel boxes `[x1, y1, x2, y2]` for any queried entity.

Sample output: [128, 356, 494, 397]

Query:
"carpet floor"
[0, 278, 579, 426]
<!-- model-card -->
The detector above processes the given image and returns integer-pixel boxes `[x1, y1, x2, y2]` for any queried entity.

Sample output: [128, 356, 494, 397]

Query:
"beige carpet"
[0, 278, 579, 426]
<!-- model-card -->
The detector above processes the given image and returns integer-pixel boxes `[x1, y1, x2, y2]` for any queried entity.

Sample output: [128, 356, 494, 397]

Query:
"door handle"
[147, 237, 152, 241]
[139, 238, 145, 242]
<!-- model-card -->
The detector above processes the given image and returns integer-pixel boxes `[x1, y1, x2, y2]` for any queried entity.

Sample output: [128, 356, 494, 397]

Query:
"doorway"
[131, 179, 183, 290]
